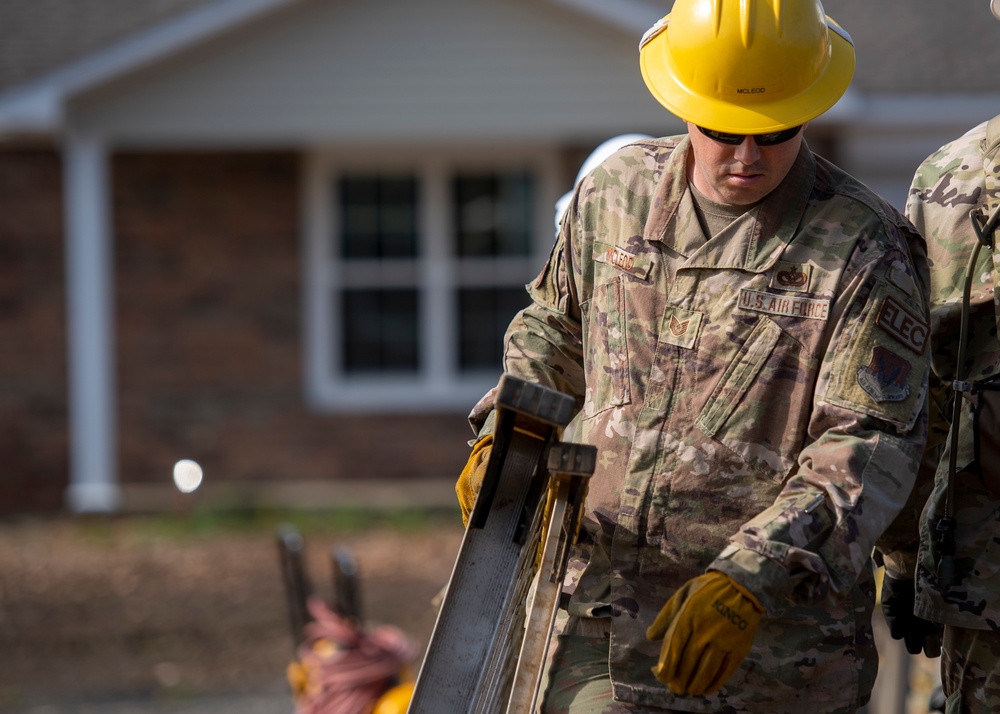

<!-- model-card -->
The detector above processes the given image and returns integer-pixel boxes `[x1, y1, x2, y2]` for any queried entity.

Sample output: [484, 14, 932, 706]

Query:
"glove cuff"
[878, 553, 917, 580]
[716, 571, 765, 614]
[709, 546, 786, 614]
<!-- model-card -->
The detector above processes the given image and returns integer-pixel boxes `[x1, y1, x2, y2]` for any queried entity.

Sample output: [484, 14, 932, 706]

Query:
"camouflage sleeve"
[871, 366, 948, 579]
[869, 129, 989, 576]
[467, 209, 587, 436]
[904, 130, 980, 394]
[711, 232, 931, 612]
[873, 204, 945, 579]
[872, 431, 938, 580]
[902, 123, 1000, 476]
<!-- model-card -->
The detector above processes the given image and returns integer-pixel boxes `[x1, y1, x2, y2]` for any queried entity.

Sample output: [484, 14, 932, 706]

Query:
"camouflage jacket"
[470, 136, 930, 712]
[906, 118, 1000, 630]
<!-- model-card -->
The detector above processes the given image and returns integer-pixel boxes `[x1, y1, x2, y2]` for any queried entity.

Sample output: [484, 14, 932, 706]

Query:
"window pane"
[338, 176, 417, 259]
[457, 287, 530, 370]
[453, 172, 533, 257]
[341, 289, 419, 373]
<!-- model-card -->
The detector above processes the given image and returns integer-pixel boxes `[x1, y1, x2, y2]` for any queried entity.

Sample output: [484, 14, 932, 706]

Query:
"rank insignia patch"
[857, 346, 911, 403]
[661, 307, 702, 349]
[668, 315, 689, 337]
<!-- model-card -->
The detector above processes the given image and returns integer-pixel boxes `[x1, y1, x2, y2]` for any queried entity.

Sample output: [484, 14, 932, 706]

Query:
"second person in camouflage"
[894, 107, 1000, 714]
[457, 0, 932, 712]
[882, 3, 1000, 706]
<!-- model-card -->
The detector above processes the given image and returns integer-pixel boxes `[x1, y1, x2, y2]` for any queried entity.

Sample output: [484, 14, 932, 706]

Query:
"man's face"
[685, 121, 804, 206]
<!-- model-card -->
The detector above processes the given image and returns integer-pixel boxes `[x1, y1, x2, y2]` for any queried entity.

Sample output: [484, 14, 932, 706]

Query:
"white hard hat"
[554, 133, 653, 230]
[993, 0, 1000, 21]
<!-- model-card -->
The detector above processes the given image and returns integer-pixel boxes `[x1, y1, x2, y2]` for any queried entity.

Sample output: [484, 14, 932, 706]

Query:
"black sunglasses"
[697, 125, 802, 147]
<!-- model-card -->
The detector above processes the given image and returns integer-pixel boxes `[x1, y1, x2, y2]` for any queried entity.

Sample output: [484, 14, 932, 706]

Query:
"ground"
[0, 510, 943, 714]
[0, 510, 465, 711]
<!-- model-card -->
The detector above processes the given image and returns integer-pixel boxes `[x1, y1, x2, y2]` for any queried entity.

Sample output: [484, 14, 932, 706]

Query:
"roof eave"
[0, 0, 305, 138]
[545, 0, 663, 35]
[0, 87, 63, 136]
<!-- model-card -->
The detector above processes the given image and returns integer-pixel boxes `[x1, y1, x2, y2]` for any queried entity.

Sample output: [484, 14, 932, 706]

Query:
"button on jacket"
[470, 136, 930, 713]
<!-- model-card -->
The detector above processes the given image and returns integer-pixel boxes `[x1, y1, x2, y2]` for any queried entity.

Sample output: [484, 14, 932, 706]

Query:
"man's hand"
[880, 574, 942, 657]
[455, 435, 492, 526]
[646, 571, 763, 696]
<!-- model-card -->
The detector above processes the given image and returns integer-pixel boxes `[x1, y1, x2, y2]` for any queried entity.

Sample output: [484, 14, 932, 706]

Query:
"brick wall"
[112, 151, 471, 501]
[0, 146, 69, 512]
[0, 148, 473, 514]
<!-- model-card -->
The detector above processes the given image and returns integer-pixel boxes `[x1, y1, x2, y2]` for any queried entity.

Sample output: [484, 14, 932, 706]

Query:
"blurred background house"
[2, 0, 999, 515]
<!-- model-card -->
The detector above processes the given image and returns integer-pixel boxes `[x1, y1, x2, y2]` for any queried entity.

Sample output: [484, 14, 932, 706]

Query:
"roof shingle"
[0, 0, 215, 92]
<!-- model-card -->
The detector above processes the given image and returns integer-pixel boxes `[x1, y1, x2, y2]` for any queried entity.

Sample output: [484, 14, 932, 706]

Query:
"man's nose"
[734, 136, 761, 164]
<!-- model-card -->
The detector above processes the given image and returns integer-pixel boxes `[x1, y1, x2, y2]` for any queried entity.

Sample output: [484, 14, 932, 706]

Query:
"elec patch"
[876, 295, 928, 355]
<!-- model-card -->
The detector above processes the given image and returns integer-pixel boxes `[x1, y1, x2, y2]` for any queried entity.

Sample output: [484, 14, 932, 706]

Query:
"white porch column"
[63, 133, 119, 513]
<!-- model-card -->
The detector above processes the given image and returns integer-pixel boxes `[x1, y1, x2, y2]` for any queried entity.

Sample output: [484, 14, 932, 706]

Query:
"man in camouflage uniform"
[456, 1, 931, 712]
[885, 3, 1000, 703]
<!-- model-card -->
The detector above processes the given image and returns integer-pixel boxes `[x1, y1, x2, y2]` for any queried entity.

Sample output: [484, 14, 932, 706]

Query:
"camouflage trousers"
[940, 625, 1000, 713]
[536, 613, 682, 714]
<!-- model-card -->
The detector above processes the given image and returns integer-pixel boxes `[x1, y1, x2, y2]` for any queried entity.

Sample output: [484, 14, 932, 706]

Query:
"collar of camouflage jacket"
[642, 136, 817, 275]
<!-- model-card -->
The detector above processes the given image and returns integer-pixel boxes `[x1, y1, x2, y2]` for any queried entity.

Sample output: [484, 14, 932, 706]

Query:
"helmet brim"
[639, 16, 855, 134]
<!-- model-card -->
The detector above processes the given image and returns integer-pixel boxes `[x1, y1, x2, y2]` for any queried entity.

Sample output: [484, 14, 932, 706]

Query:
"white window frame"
[303, 145, 562, 412]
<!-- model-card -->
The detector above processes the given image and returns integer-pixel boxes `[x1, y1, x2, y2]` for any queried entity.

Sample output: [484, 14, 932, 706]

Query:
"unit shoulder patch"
[856, 346, 912, 403]
[823, 280, 927, 431]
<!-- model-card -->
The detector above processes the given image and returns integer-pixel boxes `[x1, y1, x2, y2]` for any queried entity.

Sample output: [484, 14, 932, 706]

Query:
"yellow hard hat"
[371, 681, 415, 714]
[639, 0, 855, 134]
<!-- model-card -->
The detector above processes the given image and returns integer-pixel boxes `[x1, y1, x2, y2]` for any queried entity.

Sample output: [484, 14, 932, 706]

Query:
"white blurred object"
[173, 459, 204, 493]
[554, 133, 653, 230]
[993, 0, 1000, 21]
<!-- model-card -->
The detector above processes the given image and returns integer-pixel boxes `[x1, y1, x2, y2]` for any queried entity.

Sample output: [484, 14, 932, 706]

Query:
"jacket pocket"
[696, 316, 816, 481]
[580, 276, 631, 418]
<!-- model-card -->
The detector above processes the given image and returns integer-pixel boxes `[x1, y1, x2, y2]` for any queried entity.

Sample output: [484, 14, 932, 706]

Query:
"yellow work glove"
[455, 435, 492, 527]
[646, 571, 764, 696]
